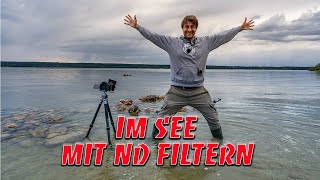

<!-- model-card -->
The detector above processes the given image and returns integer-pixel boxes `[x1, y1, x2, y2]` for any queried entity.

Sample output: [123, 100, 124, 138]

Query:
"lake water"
[1, 68, 320, 179]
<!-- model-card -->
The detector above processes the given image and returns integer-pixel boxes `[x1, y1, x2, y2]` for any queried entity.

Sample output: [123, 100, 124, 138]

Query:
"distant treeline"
[1, 61, 309, 70]
[309, 63, 320, 71]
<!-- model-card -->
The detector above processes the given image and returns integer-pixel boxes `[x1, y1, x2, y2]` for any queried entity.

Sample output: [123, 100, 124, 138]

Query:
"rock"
[1, 110, 89, 145]
[31, 128, 48, 138]
[128, 105, 141, 116]
[48, 117, 64, 122]
[124, 99, 133, 105]
[116, 104, 129, 111]
[47, 126, 68, 134]
[46, 133, 61, 139]
[119, 99, 133, 105]
[123, 74, 132, 76]
[179, 107, 188, 112]
[5, 123, 17, 128]
[139, 95, 165, 103]
[144, 108, 156, 113]
[14, 115, 25, 120]
[44, 131, 82, 146]
[116, 99, 134, 111]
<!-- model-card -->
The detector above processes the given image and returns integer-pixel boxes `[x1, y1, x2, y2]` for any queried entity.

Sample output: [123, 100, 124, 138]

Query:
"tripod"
[84, 91, 116, 145]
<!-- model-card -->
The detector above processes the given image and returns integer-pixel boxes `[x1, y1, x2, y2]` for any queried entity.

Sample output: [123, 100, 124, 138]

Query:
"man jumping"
[124, 14, 254, 140]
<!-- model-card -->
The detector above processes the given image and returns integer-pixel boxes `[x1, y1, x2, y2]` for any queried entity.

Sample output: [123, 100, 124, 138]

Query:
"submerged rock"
[119, 99, 133, 105]
[1, 110, 72, 144]
[144, 108, 156, 113]
[116, 99, 134, 111]
[116, 99, 143, 116]
[31, 128, 48, 138]
[5, 123, 17, 128]
[115, 96, 190, 116]
[128, 105, 141, 116]
[48, 117, 64, 122]
[46, 133, 62, 139]
[139, 95, 165, 103]
[116, 104, 129, 111]
[44, 130, 85, 146]
[14, 115, 25, 120]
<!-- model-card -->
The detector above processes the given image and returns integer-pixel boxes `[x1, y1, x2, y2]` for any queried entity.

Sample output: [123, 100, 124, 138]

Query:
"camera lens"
[187, 49, 191, 53]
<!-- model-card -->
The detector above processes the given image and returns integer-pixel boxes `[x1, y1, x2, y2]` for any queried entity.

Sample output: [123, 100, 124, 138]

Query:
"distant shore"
[1, 61, 309, 70]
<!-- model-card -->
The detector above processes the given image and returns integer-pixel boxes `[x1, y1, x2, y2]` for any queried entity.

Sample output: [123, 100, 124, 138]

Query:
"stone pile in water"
[139, 95, 165, 103]
[1, 109, 86, 147]
[115, 95, 188, 116]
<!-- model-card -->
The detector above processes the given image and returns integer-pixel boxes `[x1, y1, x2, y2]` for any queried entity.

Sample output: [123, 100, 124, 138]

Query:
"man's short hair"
[181, 15, 198, 28]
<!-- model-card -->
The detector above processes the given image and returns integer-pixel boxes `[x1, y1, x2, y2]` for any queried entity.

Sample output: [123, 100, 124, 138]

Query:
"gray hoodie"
[137, 25, 242, 87]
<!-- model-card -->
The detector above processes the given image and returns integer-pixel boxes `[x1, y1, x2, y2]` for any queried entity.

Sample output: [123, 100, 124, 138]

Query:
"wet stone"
[128, 105, 141, 116]
[46, 133, 62, 139]
[14, 115, 25, 120]
[31, 128, 48, 138]
[139, 95, 165, 103]
[115, 96, 166, 116]
[1, 109, 74, 144]
[48, 117, 64, 122]
[116, 104, 130, 111]
[119, 99, 133, 105]
[116, 99, 134, 112]
[47, 126, 68, 134]
[144, 108, 156, 113]
[5, 123, 17, 129]
[44, 131, 85, 146]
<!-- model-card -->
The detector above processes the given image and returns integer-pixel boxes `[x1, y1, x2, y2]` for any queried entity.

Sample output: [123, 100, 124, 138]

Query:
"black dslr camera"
[93, 79, 117, 92]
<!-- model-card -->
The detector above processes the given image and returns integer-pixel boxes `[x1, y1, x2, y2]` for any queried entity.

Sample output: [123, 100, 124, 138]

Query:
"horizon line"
[0, 61, 312, 68]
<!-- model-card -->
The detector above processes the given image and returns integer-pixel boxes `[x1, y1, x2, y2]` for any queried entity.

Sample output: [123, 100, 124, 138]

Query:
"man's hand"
[124, 14, 138, 29]
[241, 17, 254, 30]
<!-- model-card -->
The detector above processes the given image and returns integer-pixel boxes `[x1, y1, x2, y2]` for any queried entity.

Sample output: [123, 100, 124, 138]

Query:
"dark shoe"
[211, 127, 223, 140]
[152, 124, 159, 139]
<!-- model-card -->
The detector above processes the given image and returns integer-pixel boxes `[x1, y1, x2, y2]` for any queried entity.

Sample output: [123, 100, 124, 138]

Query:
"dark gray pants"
[158, 86, 221, 131]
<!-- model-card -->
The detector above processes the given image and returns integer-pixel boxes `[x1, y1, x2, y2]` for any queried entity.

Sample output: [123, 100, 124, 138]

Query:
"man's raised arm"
[124, 14, 174, 52]
[206, 17, 254, 51]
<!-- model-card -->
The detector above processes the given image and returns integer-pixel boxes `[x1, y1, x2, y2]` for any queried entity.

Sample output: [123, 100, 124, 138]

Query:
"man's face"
[182, 21, 197, 40]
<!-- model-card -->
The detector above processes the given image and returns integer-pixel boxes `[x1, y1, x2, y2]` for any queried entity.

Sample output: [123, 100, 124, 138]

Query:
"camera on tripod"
[93, 79, 117, 92]
[85, 78, 117, 144]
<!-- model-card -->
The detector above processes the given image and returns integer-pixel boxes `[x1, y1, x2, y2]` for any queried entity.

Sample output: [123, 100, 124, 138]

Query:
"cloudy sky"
[2, 0, 320, 66]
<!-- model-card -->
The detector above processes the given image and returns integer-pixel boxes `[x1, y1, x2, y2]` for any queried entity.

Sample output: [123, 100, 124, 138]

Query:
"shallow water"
[1, 68, 320, 179]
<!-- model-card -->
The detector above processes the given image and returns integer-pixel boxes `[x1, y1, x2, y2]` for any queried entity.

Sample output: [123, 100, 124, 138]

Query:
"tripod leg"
[104, 102, 112, 145]
[84, 99, 103, 139]
[106, 102, 116, 134]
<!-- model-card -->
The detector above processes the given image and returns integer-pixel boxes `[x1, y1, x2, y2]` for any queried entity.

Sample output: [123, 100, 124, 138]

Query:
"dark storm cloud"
[245, 11, 320, 42]
[1, 0, 320, 65]
[60, 38, 166, 58]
